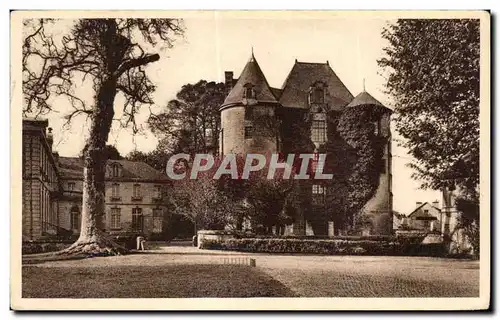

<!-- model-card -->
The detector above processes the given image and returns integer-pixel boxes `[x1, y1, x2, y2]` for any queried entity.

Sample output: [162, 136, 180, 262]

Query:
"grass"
[22, 264, 296, 298]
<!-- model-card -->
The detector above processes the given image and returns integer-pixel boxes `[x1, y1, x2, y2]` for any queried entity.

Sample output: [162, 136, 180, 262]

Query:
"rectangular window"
[70, 208, 80, 230]
[374, 120, 381, 136]
[152, 208, 163, 233]
[311, 120, 326, 144]
[133, 184, 141, 198]
[68, 182, 75, 191]
[312, 184, 325, 205]
[112, 165, 120, 177]
[112, 183, 120, 198]
[153, 185, 162, 199]
[110, 208, 121, 229]
[245, 126, 253, 139]
[312, 184, 325, 194]
[313, 88, 324, 104]
[132, 207, 143, 232]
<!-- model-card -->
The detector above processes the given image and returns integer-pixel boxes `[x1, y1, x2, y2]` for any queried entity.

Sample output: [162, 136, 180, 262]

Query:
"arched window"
[70, 206, 80, 231]
[243, 83, 256, 99]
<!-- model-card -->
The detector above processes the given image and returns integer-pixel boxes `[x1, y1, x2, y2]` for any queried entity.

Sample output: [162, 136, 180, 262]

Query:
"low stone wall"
[197, 230, 237, 249]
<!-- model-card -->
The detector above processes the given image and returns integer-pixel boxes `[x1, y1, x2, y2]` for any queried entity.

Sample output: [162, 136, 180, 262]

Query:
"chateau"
[22, 119, 169, 241]
[219, 53, 393, 235]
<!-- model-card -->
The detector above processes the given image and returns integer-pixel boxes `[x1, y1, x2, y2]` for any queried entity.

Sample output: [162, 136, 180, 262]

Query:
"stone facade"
[219, 54, 393, 236]
[22, 119, 169, 241]
[22, 119, 60, 240]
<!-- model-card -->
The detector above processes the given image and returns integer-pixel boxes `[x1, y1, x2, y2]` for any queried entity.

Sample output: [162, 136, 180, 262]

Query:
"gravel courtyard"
[23, 244, 479, 298]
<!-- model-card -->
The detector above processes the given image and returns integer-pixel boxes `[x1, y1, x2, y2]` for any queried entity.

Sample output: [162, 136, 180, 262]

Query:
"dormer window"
[243, 83, 256, 99]
[312, 87, 324, 104]
[309, 82, 326, 105]
[110, 163, 121, 178]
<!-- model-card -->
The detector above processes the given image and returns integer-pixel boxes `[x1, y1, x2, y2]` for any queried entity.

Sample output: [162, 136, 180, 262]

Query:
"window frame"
[152, 208, 163, 233]
[131, 207, 144, 232]
[243, 83, 256, 99]
[133, 183, 141, 198]
[70, 206, 80, 231]
[153, 185, 162, 199]
[244, 125, 253, 139]
[111, 183, 120, 199]
[311, 120, 327, 144]
[110, 207, 121, 230]
[112, 164, 120, 177]
[312, 184, 326, 205]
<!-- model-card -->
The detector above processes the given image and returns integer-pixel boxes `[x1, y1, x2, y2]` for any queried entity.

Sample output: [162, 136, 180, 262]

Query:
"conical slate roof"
[279, 61, 354, 111]
[346, 91, 385, 108]
[221, 53, 279, 108]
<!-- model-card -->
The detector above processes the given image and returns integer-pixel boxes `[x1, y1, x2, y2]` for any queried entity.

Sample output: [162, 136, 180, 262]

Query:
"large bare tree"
[23, 18, 184, 255]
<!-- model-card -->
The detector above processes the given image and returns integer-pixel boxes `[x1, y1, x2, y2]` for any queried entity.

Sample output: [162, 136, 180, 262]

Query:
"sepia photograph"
[10, 10, 490, 311]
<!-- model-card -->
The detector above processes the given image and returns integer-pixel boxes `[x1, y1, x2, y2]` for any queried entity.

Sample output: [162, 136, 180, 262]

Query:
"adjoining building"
[22, 118, 169, 241]
[219, 53, 393, 236]
[394, 199, 473, 254]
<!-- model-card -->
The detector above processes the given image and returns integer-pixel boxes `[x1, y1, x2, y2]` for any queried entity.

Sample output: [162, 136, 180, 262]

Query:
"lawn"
[22, 264, 296, 298]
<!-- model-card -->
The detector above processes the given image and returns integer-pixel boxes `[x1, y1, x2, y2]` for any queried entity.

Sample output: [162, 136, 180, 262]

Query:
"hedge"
[199, 238, 447, 257]
[22, 242, 71, 255]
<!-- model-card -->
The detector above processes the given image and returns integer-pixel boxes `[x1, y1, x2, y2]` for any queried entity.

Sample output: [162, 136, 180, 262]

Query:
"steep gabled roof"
[58, 157, 168, 181]
[221, 53, 279, 108]
[346, 90, 391, 111]
[408, 202, 440, 220]
[279, 61, 354, 110]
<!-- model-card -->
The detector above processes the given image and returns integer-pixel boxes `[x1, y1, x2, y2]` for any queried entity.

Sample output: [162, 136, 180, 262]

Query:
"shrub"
[199, 237, 447, 257]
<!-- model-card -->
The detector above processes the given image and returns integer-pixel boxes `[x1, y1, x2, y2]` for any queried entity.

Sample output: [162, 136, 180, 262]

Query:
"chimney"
[432, 200, 440, 209]
[224, 71, 234, 93]
[46, 127, 54, 151]
[416, 201, 422, 208]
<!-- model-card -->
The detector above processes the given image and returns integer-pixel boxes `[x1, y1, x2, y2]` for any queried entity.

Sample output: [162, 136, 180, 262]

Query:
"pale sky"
[39, 14, 441, 214]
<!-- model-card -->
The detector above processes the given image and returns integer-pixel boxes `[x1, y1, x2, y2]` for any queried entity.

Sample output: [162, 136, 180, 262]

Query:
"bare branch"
[115, 53, 159, 77]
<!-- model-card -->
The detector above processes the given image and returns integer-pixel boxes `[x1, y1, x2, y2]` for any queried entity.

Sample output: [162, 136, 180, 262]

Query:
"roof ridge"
[295, 60, 329, 65]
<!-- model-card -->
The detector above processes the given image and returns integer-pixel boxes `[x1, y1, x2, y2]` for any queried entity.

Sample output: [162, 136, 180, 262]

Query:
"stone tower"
[219, 53, 281, 156]
[346, 91, 393, 235]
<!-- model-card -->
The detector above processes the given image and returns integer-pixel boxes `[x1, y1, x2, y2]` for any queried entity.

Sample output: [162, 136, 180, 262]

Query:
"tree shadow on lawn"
[22, 252, 89, 265]
[22, 264, 297, 298]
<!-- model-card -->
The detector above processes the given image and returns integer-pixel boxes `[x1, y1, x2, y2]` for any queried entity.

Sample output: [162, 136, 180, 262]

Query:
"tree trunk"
[60, 77, 127, 256]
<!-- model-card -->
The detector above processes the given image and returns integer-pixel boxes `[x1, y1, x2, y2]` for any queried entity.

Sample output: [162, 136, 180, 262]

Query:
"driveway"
[25, 244, 480, 297]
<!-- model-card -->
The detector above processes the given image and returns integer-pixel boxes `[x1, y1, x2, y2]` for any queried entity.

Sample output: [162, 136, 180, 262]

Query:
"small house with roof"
[405, 201, 442, 232]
